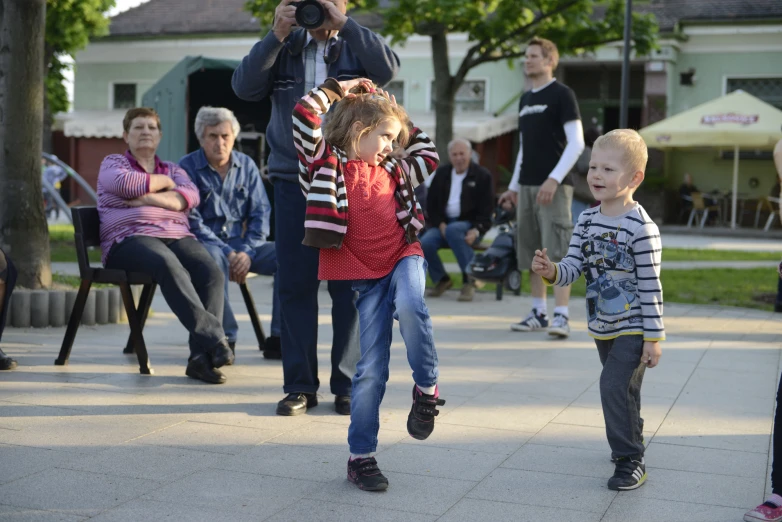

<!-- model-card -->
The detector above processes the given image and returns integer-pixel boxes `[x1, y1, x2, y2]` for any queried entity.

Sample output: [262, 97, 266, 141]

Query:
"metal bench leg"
[240, 282, 266, 349]
[119, 283, 153, 375]
[123, 283, 156, 354]
[55, 279, 91, 366]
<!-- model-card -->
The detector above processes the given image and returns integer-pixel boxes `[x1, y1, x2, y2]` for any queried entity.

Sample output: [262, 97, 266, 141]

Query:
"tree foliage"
[45, 0, 115, 114]
[245, 0, 658, 153]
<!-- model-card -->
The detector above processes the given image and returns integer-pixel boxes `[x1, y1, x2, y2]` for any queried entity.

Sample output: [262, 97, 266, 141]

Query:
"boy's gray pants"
[595, 334, 647, 459]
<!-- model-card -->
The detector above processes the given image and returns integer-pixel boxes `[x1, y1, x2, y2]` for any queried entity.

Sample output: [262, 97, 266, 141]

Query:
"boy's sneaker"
[347, 457, 389, 492]
[607, 456, 646, 491]
[510, 309, 549, 332]
[745, 501, 782, 522]
[548, 313, 570, 338]
[407, 385, 445, 440]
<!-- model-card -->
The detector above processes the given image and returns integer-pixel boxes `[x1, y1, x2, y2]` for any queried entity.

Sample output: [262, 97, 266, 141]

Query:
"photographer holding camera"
[232, 0, 400, 417]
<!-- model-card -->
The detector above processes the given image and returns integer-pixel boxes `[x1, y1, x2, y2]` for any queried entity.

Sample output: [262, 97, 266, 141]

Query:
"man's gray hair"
[447, 137, 472, 153]
[195, 106, 241, 142]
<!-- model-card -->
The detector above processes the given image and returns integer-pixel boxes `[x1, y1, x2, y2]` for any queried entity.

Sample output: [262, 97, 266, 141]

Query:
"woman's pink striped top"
[97, 151, 199, 265]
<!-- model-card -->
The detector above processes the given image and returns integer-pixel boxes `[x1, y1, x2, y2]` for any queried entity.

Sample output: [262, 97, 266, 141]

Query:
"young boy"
[531, 129, 664, 491]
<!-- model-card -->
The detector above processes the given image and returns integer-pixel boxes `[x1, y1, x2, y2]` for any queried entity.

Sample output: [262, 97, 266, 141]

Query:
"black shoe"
[335, 395, 351, 415]
[185, 354, 226, 384]
[209, 339, 234, 368]
[347, 457, 388, 492]
[263, 336, 282, 360]
[276, 393, 317, 416]
[607, 456, 647, 491]
[407, 385, 445, 440]
[0, 348, 17, 371]
[225, 341, 236, 366]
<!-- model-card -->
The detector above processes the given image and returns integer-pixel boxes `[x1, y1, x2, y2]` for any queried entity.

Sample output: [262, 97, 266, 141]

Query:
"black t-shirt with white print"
[518, 80, 581, 187]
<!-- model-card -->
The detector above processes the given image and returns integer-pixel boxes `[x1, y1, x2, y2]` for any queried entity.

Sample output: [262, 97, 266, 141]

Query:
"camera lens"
[295, 0, 325, 29]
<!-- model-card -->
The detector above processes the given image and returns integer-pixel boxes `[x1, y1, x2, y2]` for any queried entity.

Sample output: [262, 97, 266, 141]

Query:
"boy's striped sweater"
[292, 78, 439, 249]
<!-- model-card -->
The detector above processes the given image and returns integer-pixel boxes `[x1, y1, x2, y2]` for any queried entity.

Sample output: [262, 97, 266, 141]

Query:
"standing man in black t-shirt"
[498, 37, 585, 338]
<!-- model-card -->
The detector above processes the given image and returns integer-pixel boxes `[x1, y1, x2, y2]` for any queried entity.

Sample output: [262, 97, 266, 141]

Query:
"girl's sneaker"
[347, 457, 388, 492]
[745, 501, 782, 522]
[607, 456, 646, 490]
[407, 385, 445, 440]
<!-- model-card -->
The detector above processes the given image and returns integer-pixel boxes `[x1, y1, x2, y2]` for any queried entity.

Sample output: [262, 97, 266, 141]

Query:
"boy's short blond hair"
[593, 129, 648, 175]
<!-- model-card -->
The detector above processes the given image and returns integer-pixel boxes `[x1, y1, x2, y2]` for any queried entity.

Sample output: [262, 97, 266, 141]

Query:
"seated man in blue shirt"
[180, 106, 280, 360]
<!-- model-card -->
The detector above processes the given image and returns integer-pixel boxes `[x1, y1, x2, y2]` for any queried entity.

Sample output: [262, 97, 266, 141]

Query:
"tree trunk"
[42, 44, 54, 154]
[0, 0, 51, 289]
[430, 29, 456, 157]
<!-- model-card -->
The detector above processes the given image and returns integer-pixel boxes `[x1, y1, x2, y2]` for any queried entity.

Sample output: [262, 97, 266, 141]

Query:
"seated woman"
[98, 107, 233, 384]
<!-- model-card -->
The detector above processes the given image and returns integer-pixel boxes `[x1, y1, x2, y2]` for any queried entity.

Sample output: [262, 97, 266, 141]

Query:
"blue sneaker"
[510, 308, 549, 332]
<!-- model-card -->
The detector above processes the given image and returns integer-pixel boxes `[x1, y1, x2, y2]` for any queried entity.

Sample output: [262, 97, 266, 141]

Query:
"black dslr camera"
[293, 0, 326, 29]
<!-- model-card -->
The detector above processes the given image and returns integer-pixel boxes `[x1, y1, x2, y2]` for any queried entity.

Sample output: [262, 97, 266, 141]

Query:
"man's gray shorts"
[516, 184, 574, 270]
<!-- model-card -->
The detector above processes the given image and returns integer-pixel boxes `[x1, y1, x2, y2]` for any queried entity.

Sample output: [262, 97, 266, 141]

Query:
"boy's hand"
[531, 248, 556, 281]
[338, 78, 371, 97]
[642, 341, 661, 368]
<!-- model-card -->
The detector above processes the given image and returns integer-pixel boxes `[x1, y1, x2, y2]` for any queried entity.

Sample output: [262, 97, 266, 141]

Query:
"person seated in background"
[679, 172, 698, 199]
[180, 106, 281, 360]
[0, 249, 18, 370]
[420, 138, 494, 302]
[98, 107, 234, 385]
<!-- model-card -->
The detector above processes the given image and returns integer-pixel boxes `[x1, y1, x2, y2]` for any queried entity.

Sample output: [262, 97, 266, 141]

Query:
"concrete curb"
[8, 286, 128, 328]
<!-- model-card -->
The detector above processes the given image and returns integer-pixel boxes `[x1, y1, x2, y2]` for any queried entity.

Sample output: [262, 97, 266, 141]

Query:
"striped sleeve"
[168, 163, 200, 211]
[292, 78, 343, 194]
[632, 220, 665, 341]
[554, 216, 586, 286]
[397, 127, 439, 188]
[98, 154, 150, 200]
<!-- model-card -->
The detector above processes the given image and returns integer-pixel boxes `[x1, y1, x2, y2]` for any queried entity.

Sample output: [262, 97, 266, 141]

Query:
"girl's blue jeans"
[347, 255, 439, 454]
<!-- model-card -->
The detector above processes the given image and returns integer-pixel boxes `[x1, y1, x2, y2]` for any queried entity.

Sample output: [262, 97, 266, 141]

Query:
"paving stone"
[0, 504, 86, 521]
[467, 468, 616, 514]
[601, 496, 748, 522]
[0, 468, 160, 517]
[265, 498, 436, 522]
[134, 420, 280, 455]
[87, 499, 260, 522]
[142, 468, 317, 519]
[307, 473, 477, 516]
[442, 392, 569, 433]
[634, 467, 764, 508]
[437, 498, 601, 522]
[0, 444, 78, 485]
[400, 423, 532, 455]
[216, 442, 348, 482]
[269, 419, 406, 453]
[644, 442, 768, 478]
[376, 444, 507, 481]
[501, 443, 613, 479]
[60, 443, 226, 481]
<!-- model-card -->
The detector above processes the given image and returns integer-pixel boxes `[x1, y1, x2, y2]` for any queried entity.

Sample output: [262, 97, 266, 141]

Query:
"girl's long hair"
[322, 82, 411, 158]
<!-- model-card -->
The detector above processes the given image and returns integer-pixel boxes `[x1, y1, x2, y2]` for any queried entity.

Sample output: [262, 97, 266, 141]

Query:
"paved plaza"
[0, 272, 781, 521]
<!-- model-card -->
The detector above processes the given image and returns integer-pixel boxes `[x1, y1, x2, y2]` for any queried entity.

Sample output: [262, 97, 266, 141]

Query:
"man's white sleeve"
[508, 134, 523, 192]
[547, 120, 585, 184]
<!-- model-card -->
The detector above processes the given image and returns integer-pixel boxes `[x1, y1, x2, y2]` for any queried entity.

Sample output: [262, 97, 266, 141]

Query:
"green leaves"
[45, 0, 115, 112]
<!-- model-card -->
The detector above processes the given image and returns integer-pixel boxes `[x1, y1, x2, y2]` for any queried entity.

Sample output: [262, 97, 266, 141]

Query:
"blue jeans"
[348, 255, 439, 454]
[274, 179, 360, 396]
[203, 241, 280, 342]
[419, 220, 476, 283]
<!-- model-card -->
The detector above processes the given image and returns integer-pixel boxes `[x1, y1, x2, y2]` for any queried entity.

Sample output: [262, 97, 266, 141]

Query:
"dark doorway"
[603, 106, 643, 132]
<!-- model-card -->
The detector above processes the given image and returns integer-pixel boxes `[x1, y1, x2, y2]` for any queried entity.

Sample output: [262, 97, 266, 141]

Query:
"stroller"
[468, 205, 521, 300]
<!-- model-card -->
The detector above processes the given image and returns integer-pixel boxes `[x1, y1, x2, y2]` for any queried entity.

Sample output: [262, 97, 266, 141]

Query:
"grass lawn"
[50, 224, 101, 263]
[432, 268, 779, 312]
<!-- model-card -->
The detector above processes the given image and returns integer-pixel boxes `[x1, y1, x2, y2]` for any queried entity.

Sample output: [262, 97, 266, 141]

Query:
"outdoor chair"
[55, 206, 267, 375]
[754, 197, 781, 231]
[686, 192, 721, 229]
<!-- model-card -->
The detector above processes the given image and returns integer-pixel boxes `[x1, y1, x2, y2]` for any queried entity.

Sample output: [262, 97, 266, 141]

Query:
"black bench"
[55, 206, 267, 374]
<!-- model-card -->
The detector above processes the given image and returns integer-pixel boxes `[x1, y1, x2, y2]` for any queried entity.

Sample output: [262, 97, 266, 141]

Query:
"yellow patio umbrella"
[639, 90, 782, 228]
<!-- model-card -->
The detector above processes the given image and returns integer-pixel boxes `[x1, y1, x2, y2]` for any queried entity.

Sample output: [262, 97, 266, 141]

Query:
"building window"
[384, 80, 404, 106]
[113, 83, 137, 109]
[726, 77, 782, 109]
[430, 79, 486, 112]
